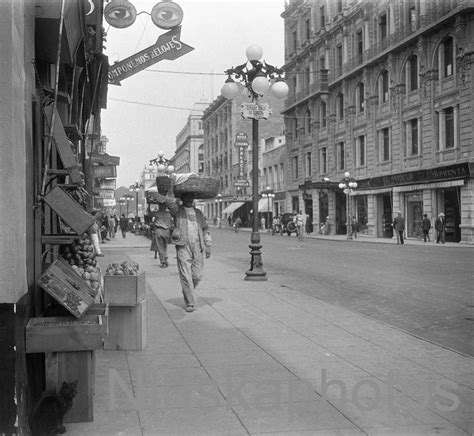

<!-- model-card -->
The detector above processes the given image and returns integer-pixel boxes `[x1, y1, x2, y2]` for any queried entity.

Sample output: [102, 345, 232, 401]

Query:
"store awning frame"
[222, 202, 245, 215]
[258, 198, 273, 212]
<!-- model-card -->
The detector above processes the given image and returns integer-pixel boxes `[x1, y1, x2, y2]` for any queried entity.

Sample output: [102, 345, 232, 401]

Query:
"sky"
[101, 0, 286, 188]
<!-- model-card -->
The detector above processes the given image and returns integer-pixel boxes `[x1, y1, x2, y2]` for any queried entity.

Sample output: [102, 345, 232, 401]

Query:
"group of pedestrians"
[393, 211, 447, 244]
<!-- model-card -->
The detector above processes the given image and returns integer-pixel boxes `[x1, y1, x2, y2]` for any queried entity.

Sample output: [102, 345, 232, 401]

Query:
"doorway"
[443, 188, 461, 242]
[304, 198, 313, 233]
[335, 190, 346, 235]
[406, 192, 423, 238]
[381, 193, 393, 238]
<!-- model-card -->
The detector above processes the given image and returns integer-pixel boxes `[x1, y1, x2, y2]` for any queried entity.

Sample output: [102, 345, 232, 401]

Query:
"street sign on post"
[240, 102, 272, 120]
[234, 131, 249, 148]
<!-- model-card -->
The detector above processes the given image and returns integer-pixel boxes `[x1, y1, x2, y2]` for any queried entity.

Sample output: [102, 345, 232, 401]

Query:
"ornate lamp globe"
[166, 165, 174, 174]
[251, 73, 270, 95]
[271, 79, 289, 98]
[338, 182, 345, 189]
[221, 79, 240, 100]
[344, 171, 351, 178]
[157, 164, 166, 172]
[246, 45, 263, 61]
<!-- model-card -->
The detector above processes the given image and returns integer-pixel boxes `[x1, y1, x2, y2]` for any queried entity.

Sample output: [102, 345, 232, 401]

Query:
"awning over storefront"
[258, 198, 272, 212]
[222, 202, 245, 214]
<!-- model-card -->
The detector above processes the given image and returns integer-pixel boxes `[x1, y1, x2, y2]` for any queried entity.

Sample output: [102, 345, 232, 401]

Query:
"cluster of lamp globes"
[221, 45, 289, 100]
[338, 172, 358, 193]
[149, 151, 175, 175]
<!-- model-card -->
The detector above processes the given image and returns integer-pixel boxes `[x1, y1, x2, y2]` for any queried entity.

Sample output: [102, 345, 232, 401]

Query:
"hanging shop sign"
[92, 165, 117, 179]
[108, 26, 194, 85]
[98, 190, 115, 199]
[95, 198, 116, 207]
[91, 153, 120, 166]
[99, 179, 117, 190]
[240, 102, 272, 120]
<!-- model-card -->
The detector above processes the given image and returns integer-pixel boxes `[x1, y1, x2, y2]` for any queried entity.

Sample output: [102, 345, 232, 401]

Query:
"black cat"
[29, 380, 78, 436]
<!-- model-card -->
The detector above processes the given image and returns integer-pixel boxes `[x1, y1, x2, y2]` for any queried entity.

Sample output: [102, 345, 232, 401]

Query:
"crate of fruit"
[104, 261, 145, 306]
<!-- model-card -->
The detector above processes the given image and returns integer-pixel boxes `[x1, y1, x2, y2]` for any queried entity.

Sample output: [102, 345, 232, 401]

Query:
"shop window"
[406, 192, 423, 238]
[337, 142, 345, 170]
[356, 196, 368, 235]
[320, 5, 325, 28]
[320, 147, 327, 174]
[445, 107, 454, 148]
[356, 135, 365, 167]
[378, 127, 391, 162]
[442, 36, 454, 77]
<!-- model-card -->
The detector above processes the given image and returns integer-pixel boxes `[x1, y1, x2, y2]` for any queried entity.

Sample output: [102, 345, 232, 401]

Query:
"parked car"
[279, 213, 297, 236]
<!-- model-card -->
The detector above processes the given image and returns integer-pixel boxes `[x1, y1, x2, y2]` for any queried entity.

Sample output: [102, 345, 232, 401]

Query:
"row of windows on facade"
[290, 1, 438, 66]
[289, 33, 456, 99]
[291, 107, 458, 179]
[289, 44, 457, 137]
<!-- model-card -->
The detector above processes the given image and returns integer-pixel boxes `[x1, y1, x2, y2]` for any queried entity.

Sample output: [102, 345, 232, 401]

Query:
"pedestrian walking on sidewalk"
[157, 192, 212, 313]
[435, 212, 446, 244]
[233, 216, 242, 233]
[421, 214, 431, 242]
[393, 211, 405, 245]
[295, 210, 304, 241]
[119, 213, 128, 238]
[351, 216, 359, 239]
[88, 210, 104, 256]
[150, 203, 173, 267]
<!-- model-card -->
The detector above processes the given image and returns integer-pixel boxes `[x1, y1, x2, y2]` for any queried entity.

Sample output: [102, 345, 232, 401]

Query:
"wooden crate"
[103, 299, 146, 351]
[38, 259, 95, 318]
[43, 185, 95, 235]
[104, 272, 145, 306]
[25, 314, 105, 353]
[45, 351, 95, 423]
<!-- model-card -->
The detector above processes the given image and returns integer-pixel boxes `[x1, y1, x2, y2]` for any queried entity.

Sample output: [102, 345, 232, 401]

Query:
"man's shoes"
[185, 305, 195, 313]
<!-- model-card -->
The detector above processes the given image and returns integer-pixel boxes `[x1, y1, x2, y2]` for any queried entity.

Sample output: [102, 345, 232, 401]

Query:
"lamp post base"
[244, 232, 267, 281]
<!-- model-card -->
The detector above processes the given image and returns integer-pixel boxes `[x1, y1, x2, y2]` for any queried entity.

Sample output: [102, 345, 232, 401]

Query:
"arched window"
[438, 36, 455, 78]
[403, 54, 419, 92]
[356, 82, 365, 112]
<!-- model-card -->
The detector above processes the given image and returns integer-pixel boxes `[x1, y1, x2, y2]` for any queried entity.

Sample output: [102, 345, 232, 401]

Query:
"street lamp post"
[129, 181, 144, 224]
[221, 45, 288, 281]
[261, 186, 274, 232]
[119, 197, 126, 215]
[338, 172, 358, 240]
[123, 194, 133, 218]
[215, 194, 222, 222]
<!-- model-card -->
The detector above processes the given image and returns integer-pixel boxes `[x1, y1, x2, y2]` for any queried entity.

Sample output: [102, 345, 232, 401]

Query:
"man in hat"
[156, 192, 211, 313]
[435, 212, 446, 244]
[392, 211, 405, 245]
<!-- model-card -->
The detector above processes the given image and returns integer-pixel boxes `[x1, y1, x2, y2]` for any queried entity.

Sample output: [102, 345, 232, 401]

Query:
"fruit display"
[60, 234, 102, 294]
[105, 261, 140, 276]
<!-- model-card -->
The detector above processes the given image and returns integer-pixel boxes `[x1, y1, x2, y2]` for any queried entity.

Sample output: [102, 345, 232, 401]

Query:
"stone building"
[282, 0, 474, 242]
[201, 93, 285, 224]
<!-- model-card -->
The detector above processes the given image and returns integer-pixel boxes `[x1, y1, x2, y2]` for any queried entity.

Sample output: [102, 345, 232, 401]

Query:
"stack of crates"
[103, 272, 146, 350]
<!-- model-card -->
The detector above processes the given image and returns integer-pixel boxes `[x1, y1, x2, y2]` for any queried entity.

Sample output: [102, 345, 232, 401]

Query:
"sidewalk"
[67, 233, 473, 435]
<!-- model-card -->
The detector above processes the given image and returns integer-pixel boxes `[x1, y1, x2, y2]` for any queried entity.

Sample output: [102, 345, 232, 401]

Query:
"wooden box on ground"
[103, 299, 146, 351]
[25, 315, 105, 353]
[104, 272, 145, 306]
[45, 351, 95, 423]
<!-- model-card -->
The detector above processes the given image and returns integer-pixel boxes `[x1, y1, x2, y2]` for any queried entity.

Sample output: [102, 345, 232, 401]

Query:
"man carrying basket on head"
[153, 175, 214, 313]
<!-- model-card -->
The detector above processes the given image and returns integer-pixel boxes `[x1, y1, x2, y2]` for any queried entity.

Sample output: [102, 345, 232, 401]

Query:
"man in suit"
[392, 211, 405, 245]
[435, 212, 446, 244]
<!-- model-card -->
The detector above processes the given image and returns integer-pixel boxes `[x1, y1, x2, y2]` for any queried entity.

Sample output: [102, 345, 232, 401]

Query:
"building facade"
[282, 0, 474, 242]
[201, 93, 286, 224]
[173, 99, 210, 174]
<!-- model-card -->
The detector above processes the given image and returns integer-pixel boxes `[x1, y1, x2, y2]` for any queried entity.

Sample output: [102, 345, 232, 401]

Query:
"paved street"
[66, 230, 473, 435]
[214, 227, 474, 357]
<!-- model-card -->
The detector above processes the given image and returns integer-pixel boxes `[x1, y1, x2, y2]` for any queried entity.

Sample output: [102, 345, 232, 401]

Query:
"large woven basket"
[173, 175, 219, 199]
[155, 176, 171, 195]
